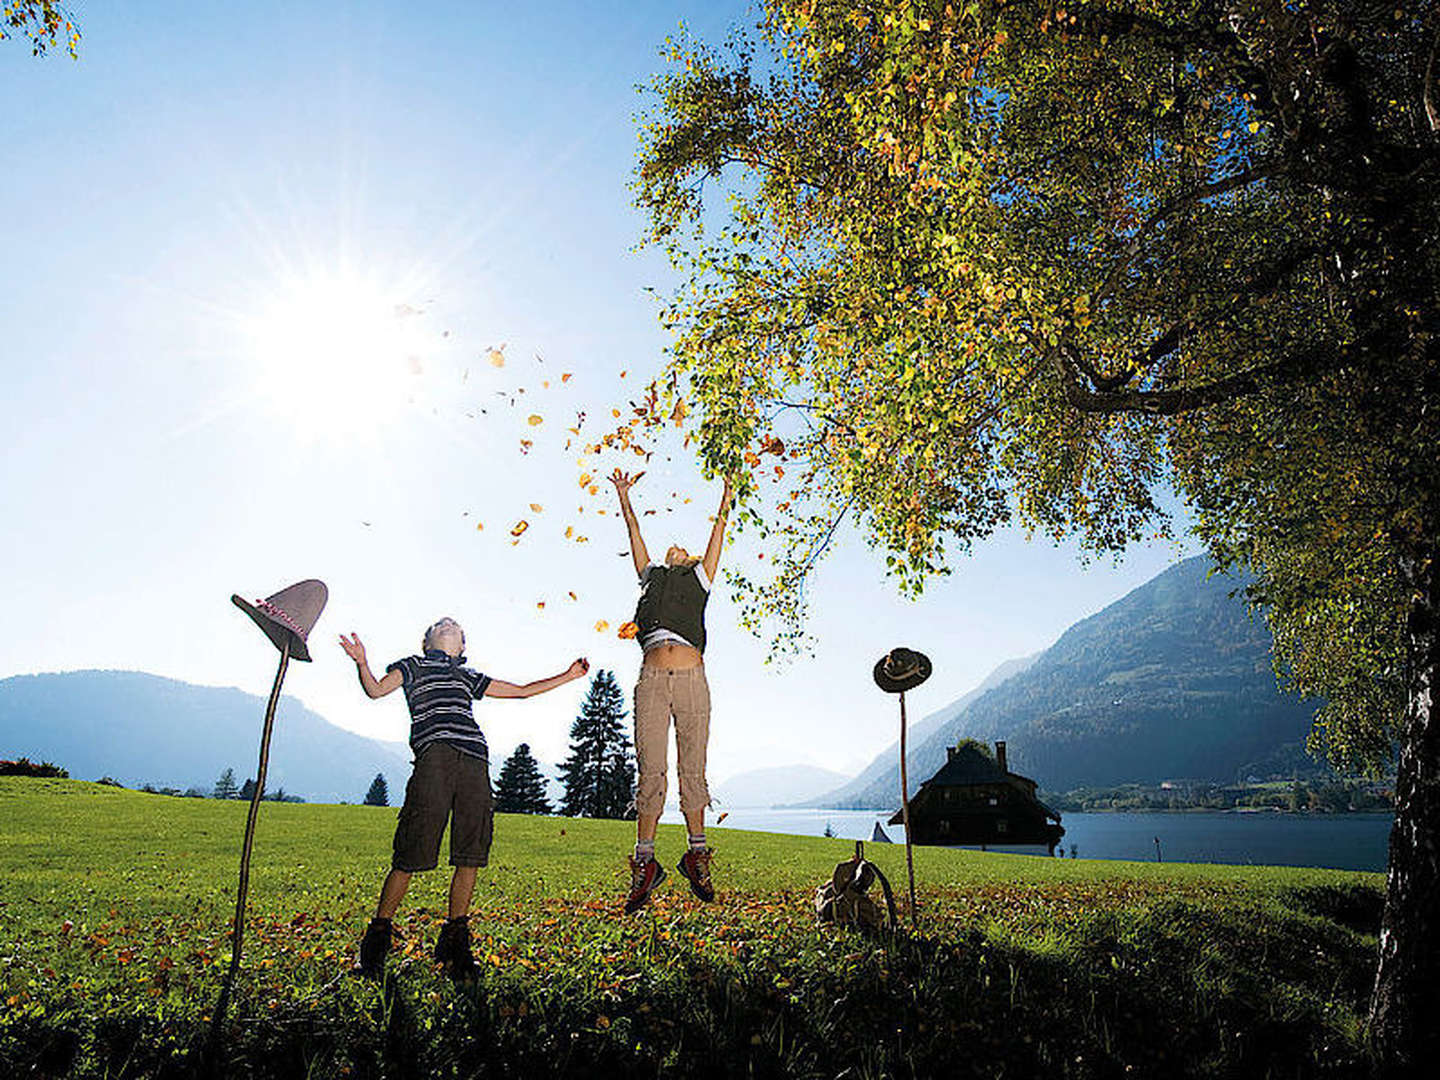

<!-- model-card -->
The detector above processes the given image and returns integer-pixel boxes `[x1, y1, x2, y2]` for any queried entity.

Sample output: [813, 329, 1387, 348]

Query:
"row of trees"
[495, 669, 636, 818]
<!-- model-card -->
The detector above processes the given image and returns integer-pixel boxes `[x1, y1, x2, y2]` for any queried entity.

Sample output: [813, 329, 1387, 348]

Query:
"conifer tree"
[212, 767, 239, 800]
[494, 743, 552, 815]
[363, 773, 388, 807]
[559, 669, 635, 819]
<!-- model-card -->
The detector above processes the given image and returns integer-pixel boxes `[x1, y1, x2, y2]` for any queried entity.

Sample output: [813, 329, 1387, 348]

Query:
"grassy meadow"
[0, 778, 1386, 1078]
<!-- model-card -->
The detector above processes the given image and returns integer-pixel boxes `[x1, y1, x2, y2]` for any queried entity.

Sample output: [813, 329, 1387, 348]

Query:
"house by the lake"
[889, 740, 1065, 853]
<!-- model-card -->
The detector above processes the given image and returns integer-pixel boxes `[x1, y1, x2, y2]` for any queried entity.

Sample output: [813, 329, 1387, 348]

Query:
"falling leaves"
[529, 503, 544, 513]
[617, 621, 639, 640]
[487, 344, 507, 368]
[528, 415, 544, 426]
[594, 620, 610, 633]
[511, 521, 530, 537]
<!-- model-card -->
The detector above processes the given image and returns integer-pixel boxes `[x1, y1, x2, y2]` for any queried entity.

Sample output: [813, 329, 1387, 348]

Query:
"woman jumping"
[609, 468, 733, 913]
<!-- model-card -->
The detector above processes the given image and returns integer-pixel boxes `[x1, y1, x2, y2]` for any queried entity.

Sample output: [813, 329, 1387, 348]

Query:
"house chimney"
[995, 741, 1007, 772]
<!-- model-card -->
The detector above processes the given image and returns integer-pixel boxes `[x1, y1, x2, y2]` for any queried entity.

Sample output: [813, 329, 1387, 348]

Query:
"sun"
[246, 269, 433, 444]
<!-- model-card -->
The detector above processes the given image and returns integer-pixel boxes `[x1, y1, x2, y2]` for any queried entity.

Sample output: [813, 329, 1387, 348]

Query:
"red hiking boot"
[624, 855, 666, 914]
[677, 847, 715, 902]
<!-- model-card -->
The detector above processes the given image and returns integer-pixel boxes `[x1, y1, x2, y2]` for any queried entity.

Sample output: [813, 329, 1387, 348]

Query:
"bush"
[0, 758, 68, 778]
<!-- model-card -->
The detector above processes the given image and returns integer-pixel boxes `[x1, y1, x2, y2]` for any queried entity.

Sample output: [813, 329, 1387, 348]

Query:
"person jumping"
[339, 617, 588, 978]
[609, 469, 733, 913]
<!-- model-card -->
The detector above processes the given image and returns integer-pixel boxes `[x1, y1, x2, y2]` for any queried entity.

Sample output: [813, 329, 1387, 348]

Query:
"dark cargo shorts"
[392, 743, 494, 871]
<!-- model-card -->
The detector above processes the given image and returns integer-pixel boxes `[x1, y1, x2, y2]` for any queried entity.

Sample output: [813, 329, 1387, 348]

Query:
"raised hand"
[609, 468, 645, 496]
[567, 657, 592, 680]
[338, 633, 368, 665]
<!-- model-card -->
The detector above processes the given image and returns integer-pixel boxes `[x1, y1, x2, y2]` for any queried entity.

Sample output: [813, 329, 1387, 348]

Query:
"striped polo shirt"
[386, 649, 492, 760]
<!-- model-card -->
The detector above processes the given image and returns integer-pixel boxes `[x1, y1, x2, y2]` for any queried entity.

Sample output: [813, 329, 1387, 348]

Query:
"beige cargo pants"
[633, 665, 711, 819]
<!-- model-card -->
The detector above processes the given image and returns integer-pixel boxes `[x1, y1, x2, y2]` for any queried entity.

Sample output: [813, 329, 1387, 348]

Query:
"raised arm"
[702, 477, 734, 582]
[487, 658, 590, 699]
[610, 469, 650, 578]
[339, 634, 403, 699]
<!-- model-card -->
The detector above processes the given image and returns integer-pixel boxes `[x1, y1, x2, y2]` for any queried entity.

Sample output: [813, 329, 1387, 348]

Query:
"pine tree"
[559, 670, 635, 819]
[363, 774, 388, 807]
[239, 778, 258, 801]
[212, 767, 238, 800]
[494, 744, 552, 815]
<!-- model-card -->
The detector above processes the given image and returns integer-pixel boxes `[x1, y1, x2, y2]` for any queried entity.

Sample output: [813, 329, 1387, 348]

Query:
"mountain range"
[808, 557, 1322, 809]
[0, 670, 410, 804]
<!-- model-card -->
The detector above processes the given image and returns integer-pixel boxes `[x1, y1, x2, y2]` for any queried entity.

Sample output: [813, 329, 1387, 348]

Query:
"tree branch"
[1425, 19, 1440, 134]
[1096, 164, 1283, 304]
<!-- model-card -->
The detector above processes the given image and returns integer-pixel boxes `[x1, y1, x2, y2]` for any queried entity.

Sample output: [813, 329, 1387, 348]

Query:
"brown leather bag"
[814, 842, 897, 933]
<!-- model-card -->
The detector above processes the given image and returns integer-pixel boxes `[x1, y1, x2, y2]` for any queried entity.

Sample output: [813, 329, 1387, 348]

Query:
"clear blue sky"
[1, 1, 1195, 791]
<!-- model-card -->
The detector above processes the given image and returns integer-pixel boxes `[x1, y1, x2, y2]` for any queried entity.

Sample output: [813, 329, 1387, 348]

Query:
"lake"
[691, 807, 1393, 873]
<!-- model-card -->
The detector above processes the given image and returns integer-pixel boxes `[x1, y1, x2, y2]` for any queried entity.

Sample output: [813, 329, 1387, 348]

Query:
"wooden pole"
[212, 639, 290, 1038]
[899, 690, 917, 921]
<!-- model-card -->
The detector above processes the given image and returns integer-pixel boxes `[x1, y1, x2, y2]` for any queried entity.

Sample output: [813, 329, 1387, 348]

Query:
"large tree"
[634, 0, 1439, 1068]
[494, 743, 554, 815]
[559, 670, 636, 819]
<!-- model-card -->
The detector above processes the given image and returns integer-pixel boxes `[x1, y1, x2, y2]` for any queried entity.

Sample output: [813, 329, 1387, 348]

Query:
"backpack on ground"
[814, 841, 897, 933]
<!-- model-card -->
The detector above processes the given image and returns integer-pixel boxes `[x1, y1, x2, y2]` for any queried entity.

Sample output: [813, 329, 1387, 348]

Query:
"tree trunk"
[1369, 542, 1440, 1073]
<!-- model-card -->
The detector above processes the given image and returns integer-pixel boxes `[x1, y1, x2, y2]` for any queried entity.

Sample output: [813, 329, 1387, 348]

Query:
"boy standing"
[339, 617, 587, 978]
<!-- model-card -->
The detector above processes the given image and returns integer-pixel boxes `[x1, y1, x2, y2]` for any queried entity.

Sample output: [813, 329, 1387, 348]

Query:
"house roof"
[923, 745, 1011, 787]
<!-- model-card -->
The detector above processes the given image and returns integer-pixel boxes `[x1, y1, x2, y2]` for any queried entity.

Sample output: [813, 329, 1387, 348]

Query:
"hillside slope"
[818, 558, 1319, 808]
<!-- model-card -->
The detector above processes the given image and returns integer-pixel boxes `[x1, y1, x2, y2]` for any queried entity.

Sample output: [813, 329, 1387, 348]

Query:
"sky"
[0, 1, 1196, 793]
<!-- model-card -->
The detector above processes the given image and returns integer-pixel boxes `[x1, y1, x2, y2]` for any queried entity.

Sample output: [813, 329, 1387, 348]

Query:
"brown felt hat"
[231, 579, 328, 662]
[872, 646, 932, 693]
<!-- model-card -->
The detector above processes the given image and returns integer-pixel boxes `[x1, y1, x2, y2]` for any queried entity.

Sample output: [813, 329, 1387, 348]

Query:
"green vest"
[634, 564, 709, 652]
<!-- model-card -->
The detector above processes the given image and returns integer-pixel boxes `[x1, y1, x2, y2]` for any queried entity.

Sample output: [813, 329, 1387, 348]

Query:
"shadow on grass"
[3, 890, 1379, 1079]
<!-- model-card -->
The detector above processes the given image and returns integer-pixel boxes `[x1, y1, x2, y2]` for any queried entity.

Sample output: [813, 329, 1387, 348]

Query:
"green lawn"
[0, 778, 1384, 1077]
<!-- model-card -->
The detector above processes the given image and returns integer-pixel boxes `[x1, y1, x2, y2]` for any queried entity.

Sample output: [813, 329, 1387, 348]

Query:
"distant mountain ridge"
[814, 557, 1320, 809]
[713, 764, 850, 808]
[0, 670, 410, 804]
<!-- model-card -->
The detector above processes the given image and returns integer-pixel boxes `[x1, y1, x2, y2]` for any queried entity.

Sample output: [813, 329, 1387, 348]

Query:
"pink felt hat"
[231, 579, 328, 662]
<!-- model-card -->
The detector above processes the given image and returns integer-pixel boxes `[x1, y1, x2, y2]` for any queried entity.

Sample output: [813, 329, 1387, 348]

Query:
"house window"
[996, 820, 1008, 834]
[987, 796, 999, 807]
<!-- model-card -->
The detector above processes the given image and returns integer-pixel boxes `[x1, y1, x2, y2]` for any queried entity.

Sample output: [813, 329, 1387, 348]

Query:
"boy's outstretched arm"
[339, 633, 403, 699]
[609, 469, 650, 578]
[702, 477, 734, 581]
[488, 658, 590, 699]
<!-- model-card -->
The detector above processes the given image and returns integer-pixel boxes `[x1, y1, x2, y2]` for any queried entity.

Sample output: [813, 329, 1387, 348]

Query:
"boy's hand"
[609, 469, 644, 496]
[567, 658, 591, 681]
[339, 633, 368, 665]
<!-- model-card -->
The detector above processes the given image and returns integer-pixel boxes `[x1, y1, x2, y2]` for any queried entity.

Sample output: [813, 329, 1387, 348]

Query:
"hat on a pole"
[231, 579, 328, 662]
[872, 647, 932, 693]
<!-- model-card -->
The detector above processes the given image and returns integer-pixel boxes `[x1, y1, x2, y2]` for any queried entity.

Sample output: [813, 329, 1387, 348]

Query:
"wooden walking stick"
[873, 647, 931, 926]
[898, 688, 918, 920]
[211, 580, 326, 1047]
[212, 640, 289, 1033]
